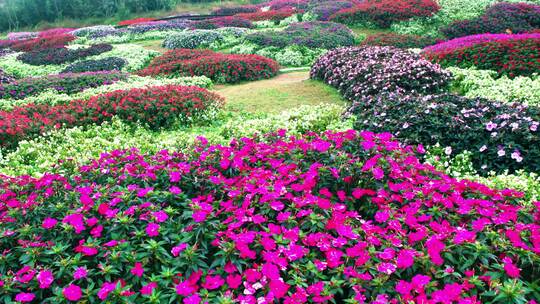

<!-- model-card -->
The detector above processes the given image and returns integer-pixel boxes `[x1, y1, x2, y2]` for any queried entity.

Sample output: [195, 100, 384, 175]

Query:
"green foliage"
[0, 104, 351, 176]
[449, 67, 540, 105]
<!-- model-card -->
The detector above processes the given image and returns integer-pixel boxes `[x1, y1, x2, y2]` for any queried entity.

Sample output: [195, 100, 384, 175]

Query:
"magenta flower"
[396, 249, 415, 269]
[172, 243, 188, 257]
[503, 257, 521, 278]
[141, 282, 158, 295]
[63, 284, 82, 301]
[183, 294, 201, 304]
[14, 292, 35, 303]
[146, 223, 160, 237]
[37, 270, 54, 289]
[175, 281, 196, 296]
[202, 275, 224, 290]
[152, 210, 169, 223]
[98, 282, 116, 300]
[131, 262, 144, 277]
[377, 263, 397, 275]
[41, 218, 57, 229]
[73, 267, 87, 280]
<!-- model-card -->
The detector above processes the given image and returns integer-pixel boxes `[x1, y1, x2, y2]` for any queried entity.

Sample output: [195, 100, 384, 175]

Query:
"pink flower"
[226, 274, 242, 289]
[152, 210, 169, 223]
[141, 282, 158, 295]
[98, 282, 116, 300]
[202, 275, 224, 290]
[146, 223, 160, 237]
[503, 257, 520, 278]
[396, 249, 415, 269]
[377, 263, 397, 275]
[176, 281, 196, 296]
[426, 236, 445, 265]
[42, 218, 57, 229]
[183, 294, 201, 304]
[192, 210, 207, 223]
[37, 270, 54, 289]
[395, 280, 412, 296]
[269, 279, 290, 299]
[411, 274, 431, 290]
[63, 284, 82, 301]
[172, 243, 188, 256]
[131, 262, 144, 277]
[15, 292, 35, 303]
[73, 267, 87, 280]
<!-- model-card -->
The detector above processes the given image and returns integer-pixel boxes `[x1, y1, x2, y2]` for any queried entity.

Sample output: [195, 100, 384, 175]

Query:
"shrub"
[423, 34, 540, 78]
[138, 49, 279, 83]
[162, 30, 225, 49]
[0, 34, 76, 52]
[127, 20, 191, 34]
[266, 0, 310, 9]
[72, 26, 126, 39]
[311, 46, 451, 100]
[17, 44, 113, 65]
[442, 2, 540, 39]
[351, 93, 540, 174]
[118, 17, 157, 26]
[61, 57, 127, 73]
[361, 33, 438, 48]
[330, 0, 440, 28]
[212, 5, 259, 15]
[0, 85, 223, 149]
[0, 69, 15, 84]
[0, 130, 538, 303]
[236, 8, 300, 21]
[0, 72, 127, 100]
[309, 1, 354, 21]
[246, 21, 355, 49]
[6, 31, 38, 40]
[191, 17, 254, 29]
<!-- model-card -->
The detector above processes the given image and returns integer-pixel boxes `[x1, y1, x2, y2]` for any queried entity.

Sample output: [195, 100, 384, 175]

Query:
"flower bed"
[118, 17, 157, 26]
[236, 8, 300, 22]
[308, 1, 354, 21]
[212, 5, 259, 15]
[127, 20, 191, 34]
[17, 44, 113, 65]
[0, 130, 538, 303]
[0, 85, 223, 149]
[61, 57, 127, 73]
[423, 34, 540, 78]
[191, 17, 254, 29]
[0, 71, 127, 100]
[0, 33, 76, 52]
[310, 46, 451, 100]
[330, 0, 440, 28]
[162, 30, 225, 49]
[0, 69, 15, 84]
[138, 49, 279, 83]
[442, 2, 540, 39]
[361, 33, 438, 49]
[351, 93, 540, 174]
[72, 26, 126, 39]
[246, 21, 355, 49]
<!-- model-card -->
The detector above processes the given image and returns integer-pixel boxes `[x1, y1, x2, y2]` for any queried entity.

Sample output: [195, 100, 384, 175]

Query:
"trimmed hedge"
[361, 33, 438, 49]
[17, 44, 113, 66]
[61, 57, 127, 73]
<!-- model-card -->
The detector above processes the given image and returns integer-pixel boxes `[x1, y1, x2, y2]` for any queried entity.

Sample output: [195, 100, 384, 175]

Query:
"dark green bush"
[61, 57, 127, 73]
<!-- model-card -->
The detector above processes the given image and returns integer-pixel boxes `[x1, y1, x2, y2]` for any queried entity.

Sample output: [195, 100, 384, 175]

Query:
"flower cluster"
[0, 130, 538, 303]
[330, 0, 440, 28]
[246, 21, 355, 49]
[308, 1, 354, 21]
[361, 33, 438, 49]
[17, 44, 113, 66]
[61, 57, 127, 73]
[212, 5, 259, 15]
[235, 8, 300, 22]
[191, 17, 254, 29]
[0, 69, 15, 84]
[310, 46, 451, 101]
[0, 71, 127, 100]
[71, 26, 126, 39]
[0, 85, 223, 148]
[351, 93, 540, 174]
[0, 33, 76, 52]
[127, 20, 191, 34]
[264, 0, 309, 10]
[138, 49, 279, 83]
[118, 17, 157, 26]
[162, 30, 225, 49]
[442, 2, 540, 39]
[423, 34, 540, 78]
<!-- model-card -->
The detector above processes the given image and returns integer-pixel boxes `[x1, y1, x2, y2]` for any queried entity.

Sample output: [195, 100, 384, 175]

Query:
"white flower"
[444, 146, 452, 156]
[479, 145, 487, 152]
[497, 149, 506, 157]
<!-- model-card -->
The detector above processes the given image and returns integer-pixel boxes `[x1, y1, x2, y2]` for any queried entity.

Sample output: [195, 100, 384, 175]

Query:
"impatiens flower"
[183, 294, 201, 304]
[411, 274, 431, 290]
[141, 282, 158, 295]
[503, 257, 521, 278]
[426, 236, 445, 265]
[152, 210, 169, 223]
[202, 275, 224, 290]
[131, 262, 144, 277]
[396, 249, 415, 269]
[226, 274, 242, 289]
[73, 267, 87, 280]
[98, 282, 117, 300]
[172, 243, 188, 256]
[176, 281, 196, 296]
[395, 280, 412, 296]
[37, 270, 54, 289]
[63, 284, 82, 301]
[146, 223, 160, 237]
[15, 292, 35, 303]
[377, 263, 397, 275]
[42, 218, 57, 229]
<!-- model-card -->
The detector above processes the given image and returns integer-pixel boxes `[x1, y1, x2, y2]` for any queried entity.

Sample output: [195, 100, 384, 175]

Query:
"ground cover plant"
[137, 49, 279, 83]
[423, 33, 540, 78]
[0, 85, 223, 149]
[361, 33, 438, 49]
[0, 130, 538, 303]
[61, 57, 127, 73]
[17, 44, 113, 66]
[0, 71, 127, 100]
[310, 46, 451, 99]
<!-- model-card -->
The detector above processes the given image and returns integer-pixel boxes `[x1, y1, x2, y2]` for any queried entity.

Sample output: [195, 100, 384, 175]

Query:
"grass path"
[214, 71, 345, 113]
